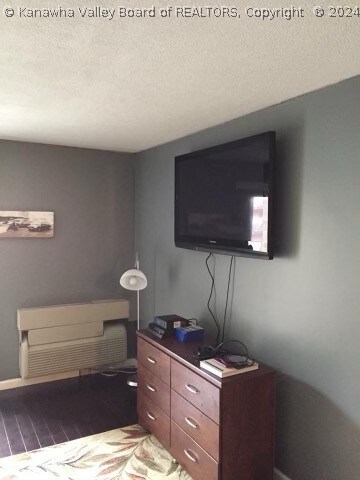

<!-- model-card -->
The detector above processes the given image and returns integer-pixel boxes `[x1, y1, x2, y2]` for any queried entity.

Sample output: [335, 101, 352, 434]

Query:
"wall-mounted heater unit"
[17, 299, 129, 379]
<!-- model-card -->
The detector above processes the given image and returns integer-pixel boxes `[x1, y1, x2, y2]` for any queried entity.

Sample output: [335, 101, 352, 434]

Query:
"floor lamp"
[120, 254, 147, 387]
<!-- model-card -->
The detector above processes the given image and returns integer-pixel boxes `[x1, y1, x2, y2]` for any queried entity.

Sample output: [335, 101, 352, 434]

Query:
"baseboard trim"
[274, 468, 292, 480]
[0, 370, 80, 391]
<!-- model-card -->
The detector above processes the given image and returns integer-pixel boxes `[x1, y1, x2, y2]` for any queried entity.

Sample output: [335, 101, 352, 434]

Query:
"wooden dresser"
[137, 330, 274, 480]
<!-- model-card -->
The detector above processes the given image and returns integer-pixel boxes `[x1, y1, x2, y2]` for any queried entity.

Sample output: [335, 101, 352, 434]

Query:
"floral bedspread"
[0, 424, 192, 480]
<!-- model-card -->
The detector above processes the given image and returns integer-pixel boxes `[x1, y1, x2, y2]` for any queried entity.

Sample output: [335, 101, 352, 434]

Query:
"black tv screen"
[175, 132, 275, 259]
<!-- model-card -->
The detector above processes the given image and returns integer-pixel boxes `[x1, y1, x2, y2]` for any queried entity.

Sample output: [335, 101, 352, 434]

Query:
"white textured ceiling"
[1, 0, 360, 153]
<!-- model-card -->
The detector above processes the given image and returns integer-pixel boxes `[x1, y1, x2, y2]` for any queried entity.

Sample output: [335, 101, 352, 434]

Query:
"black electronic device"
[154, 314, 187, 332]
[147, 322, 167, 339]
[175, 131, 275, 259]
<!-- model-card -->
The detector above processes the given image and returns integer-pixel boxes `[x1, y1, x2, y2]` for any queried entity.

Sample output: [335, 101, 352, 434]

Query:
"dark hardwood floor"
[0, 373, 137, 459]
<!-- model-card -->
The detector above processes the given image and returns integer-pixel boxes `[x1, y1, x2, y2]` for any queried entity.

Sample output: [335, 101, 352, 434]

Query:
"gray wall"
[135, 77, 360, 480]
[0, 141, 135, 380]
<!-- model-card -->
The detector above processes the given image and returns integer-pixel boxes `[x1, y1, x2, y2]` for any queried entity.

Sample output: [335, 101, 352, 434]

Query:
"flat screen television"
[175, 131, 275, 259]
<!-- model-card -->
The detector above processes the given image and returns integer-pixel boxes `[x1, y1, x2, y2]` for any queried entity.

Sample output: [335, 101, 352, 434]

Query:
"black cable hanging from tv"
[205, 253, 235, 344]
[222, 255, 234, 342]
[205, 253, 220, 343]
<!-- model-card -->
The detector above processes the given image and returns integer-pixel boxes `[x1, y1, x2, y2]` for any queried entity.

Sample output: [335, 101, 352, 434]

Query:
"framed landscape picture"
[0, 211, 54, 238]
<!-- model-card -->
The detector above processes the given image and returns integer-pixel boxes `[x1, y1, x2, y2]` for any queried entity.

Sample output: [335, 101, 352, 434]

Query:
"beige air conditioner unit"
[17, 300, 129, 379]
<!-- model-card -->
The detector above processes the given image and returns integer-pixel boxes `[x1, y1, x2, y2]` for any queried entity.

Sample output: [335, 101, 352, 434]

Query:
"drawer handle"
[147, 411, 156, 421]
[184, 449, 198, 463]
[147, 356, 156, 364]
[146, 384, 156, 392]
[185, 417, 198, 429]
[185, 384, 199, 394]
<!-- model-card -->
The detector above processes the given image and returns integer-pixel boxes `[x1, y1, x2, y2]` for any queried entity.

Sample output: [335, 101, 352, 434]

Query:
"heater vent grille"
[18, 300, 129, 379]
[21, 323, 127, 378]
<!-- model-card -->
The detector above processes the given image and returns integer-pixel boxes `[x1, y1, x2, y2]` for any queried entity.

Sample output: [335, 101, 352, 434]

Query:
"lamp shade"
[120, 268, 147, 291]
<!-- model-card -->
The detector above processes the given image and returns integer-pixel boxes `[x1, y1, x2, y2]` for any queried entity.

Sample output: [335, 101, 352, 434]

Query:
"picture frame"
[0, 211, 54, 238]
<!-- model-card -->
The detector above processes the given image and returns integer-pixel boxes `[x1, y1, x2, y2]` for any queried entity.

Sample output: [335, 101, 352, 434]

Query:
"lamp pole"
[137, 289, 140, 331]
[119, 253, 147, 388]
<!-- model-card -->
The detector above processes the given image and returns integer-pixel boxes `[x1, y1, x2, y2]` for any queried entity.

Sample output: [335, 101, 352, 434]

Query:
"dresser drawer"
[138, 390, 170, 448]
[138, 363, 170, 415]
[138, 337, 170, 385]
[171, 421, 218, 480]
[171, 359, 220, 424]
[171, 390, 219, 461]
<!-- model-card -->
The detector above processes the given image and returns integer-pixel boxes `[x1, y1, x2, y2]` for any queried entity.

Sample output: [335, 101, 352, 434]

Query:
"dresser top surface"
[137, 329, 274, 387]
